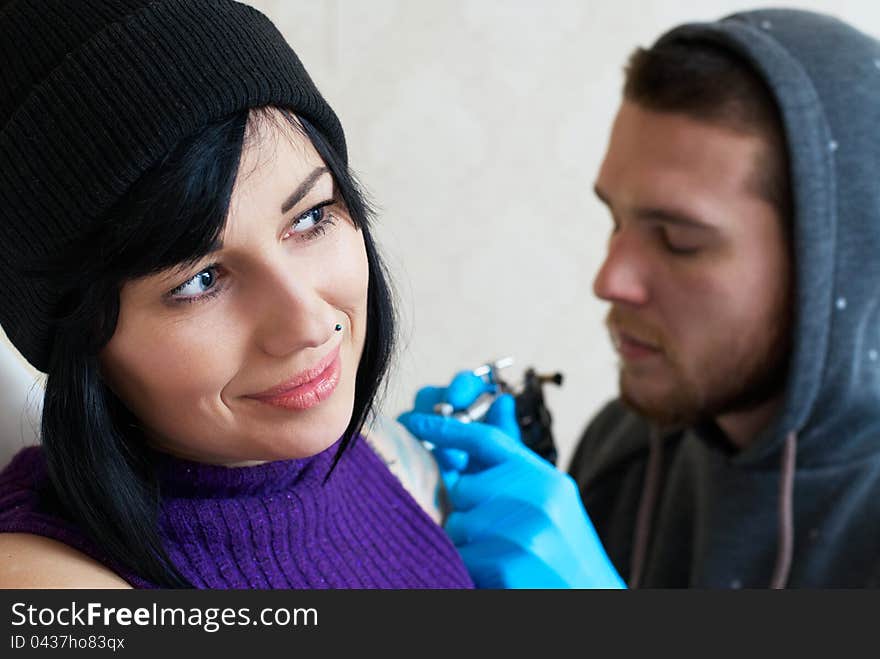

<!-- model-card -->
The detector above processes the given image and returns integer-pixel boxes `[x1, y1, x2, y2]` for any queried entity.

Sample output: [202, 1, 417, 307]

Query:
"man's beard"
[610, 307, 791, 429]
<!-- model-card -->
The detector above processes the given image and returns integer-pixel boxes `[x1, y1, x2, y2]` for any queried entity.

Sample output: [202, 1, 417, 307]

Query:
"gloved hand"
[398, 372, 626, 589]
[406, 370, 499, 489]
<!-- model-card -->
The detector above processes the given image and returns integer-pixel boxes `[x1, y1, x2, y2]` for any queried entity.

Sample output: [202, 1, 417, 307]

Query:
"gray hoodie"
[569, 9, 880, 588]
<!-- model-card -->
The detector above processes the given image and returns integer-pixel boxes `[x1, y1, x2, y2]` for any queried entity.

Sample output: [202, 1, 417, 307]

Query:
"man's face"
[593, 101, 792, 427]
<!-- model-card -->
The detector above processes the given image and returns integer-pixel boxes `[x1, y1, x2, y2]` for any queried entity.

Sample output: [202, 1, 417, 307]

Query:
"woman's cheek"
[105, 316, 235, 421]
[344, 230, 370, 326]
[314, 226, 369, 341]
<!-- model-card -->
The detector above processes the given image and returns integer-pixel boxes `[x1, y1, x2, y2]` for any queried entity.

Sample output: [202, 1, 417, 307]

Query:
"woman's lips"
[247, 345, 342, 410]
[610, 328, 662, 361]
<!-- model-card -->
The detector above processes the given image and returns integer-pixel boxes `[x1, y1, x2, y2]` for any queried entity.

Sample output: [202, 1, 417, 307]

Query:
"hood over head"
[655, 9, 880, 468]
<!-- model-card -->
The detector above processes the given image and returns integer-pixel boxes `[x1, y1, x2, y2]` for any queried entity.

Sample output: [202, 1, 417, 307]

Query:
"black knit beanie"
[0, 0, 347, 372]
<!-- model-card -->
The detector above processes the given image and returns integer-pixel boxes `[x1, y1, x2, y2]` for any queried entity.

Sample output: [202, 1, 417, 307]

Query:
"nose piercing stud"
[334, 323, 343, 332]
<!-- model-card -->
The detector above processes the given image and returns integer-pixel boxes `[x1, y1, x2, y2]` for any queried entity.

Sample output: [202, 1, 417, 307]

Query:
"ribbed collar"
[150, 437, 347, 499]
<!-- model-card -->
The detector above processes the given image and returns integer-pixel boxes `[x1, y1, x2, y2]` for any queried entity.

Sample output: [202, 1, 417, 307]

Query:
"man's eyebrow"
[281, 166, 329, 214]
[593, 184, 713, 230]
[634, 207, 713, 230]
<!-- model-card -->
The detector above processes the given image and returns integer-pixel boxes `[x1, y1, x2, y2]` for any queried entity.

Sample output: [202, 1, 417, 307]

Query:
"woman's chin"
[148, 392, 357, 465]
[250, 407, 354, 461]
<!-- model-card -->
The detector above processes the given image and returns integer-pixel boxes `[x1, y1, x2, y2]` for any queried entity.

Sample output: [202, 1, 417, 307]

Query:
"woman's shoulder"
[0, 532, 132, 588]
[0, 448, 133, 588]
[362, 416, 444, 524]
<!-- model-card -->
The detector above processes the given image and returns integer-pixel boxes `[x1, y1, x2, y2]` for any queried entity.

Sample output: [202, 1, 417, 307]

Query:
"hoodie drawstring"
[629, 428, 798, 589]
[770, 431, 798, 589]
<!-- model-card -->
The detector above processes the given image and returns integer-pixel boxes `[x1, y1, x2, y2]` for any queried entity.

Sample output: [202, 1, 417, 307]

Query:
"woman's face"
[100, 112, 369, 465]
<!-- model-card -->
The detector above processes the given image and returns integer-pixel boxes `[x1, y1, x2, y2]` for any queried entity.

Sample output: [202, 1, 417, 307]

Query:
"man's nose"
[592, 233, 650, 306]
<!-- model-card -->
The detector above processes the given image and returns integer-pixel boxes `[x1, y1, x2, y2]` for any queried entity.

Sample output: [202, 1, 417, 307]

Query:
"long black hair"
[39, 107, 396, 588]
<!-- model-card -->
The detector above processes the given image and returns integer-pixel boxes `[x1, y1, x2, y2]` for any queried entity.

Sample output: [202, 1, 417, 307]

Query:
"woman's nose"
[251, 267, 338, 358]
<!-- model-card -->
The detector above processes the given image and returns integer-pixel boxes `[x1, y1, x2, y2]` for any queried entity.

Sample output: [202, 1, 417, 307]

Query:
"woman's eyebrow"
[280, 166, 329, 214]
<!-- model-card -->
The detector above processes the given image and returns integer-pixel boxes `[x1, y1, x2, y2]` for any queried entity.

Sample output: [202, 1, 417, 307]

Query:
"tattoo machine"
[433, 356, 563, 465]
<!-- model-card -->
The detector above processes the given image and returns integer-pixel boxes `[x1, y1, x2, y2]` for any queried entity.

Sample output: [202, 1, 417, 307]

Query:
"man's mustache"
[605, 308, 665, 351]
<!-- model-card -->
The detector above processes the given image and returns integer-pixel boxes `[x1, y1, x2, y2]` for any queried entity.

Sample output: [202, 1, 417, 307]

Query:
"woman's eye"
[283, 200, 338, 242]
[292, 205, 326, 233]
[171, 267, 218, 298]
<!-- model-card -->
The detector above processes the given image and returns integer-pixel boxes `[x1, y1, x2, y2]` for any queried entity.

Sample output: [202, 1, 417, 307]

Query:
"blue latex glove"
[398, 372, 626, 589]
[408, 370, 498, 489]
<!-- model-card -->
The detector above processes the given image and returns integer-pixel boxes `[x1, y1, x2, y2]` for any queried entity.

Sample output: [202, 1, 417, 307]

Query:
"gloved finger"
[445, 371, 493, 409]
[444, 509, 478, 546]
[484, 393, 522, 441]
[413, 386, 446, 414]
[453, 537, 519, 589]
[397, 411, 527, 468]
[447, 497, 578, 585]
[433, 447, 469, 473]
[444, 495, 533, 544]
[438, 464, 460, 493]
[446, 463, 519, 510]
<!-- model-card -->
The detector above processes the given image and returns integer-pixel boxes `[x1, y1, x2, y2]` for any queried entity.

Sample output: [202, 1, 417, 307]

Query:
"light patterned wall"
[4, 1, 880, 468]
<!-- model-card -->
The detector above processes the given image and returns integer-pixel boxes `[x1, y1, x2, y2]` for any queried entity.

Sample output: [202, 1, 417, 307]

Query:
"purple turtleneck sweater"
[0, 437, 474, 589]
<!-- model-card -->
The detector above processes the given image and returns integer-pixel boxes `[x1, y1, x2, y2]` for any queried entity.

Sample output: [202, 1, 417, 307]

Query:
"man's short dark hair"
[623, 40, 792, 224]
